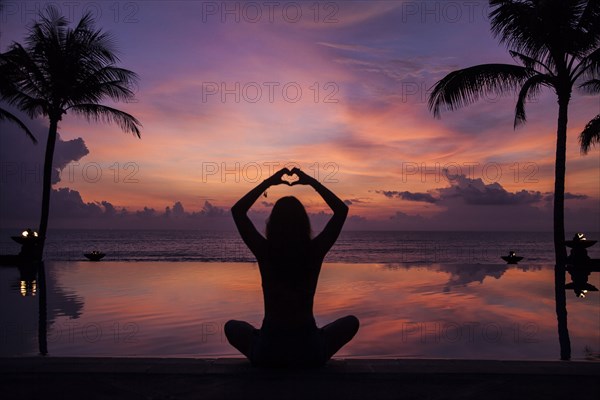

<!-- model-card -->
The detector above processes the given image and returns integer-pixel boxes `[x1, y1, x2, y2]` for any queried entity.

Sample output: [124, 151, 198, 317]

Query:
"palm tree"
[428, 0, 600, 360]
[0, 6, 141, 260]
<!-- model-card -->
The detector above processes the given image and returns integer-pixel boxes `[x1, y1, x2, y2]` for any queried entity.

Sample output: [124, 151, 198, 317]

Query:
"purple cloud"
[375, 190, 438, 203]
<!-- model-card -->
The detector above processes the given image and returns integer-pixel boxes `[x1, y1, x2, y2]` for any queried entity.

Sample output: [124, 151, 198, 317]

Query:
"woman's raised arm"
[290, 167, 348, 257]
[231, 167, 291, 256]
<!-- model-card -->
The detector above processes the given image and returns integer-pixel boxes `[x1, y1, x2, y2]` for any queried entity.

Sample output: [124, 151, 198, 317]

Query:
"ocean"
[2, 229, 599, 264]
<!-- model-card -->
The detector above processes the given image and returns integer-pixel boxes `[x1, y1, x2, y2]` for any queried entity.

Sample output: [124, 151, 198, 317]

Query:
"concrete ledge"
[1, 357, 599, 400]
[2, 357, 600, 375]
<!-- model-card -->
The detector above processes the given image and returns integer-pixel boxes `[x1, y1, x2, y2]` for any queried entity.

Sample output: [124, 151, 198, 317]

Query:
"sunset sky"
[1, 1, 599, 231]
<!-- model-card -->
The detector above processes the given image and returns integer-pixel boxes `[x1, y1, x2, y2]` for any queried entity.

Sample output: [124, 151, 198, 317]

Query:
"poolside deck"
[1, 357, 599, 399]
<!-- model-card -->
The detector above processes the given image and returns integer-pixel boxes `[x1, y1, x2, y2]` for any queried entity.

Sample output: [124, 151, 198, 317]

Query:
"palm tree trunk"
[554, 95, 570, 360]
[37, 118, 58, 261]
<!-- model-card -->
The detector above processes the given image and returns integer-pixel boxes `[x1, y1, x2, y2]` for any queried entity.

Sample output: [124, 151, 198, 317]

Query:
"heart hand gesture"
[265, 167, 293, 186]
[289, 167, 313, 186]
[264, 167, 315, 187]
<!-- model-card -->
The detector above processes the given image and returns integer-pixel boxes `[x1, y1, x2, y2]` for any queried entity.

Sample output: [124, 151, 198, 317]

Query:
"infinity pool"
[1, 261, 598, 360]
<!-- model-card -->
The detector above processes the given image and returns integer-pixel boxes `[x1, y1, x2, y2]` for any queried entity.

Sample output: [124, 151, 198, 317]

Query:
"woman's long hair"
[265, 196, 311, 268]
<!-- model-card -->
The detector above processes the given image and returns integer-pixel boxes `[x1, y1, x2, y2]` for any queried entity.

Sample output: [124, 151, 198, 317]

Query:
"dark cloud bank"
[1, 115, 598, 232]
[370, 172, 597, 231]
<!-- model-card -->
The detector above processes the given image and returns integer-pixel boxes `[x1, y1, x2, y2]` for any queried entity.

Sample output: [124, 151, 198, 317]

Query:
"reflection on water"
[0, 261, 598, 360]
[383, 263, 542, 293]
[0, 262, 84, 356]
[12, 264, 38, 297]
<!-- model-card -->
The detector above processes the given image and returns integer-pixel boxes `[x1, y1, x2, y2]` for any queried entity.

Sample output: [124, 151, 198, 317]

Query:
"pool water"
[1, 261, 598, 360]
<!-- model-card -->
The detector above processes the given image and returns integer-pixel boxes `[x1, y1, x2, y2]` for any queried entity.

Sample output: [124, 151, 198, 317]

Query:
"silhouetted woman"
[225, 167, 359, 367]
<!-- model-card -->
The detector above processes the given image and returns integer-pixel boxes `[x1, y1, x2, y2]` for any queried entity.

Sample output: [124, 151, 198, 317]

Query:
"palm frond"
[491, 1, 600, 66]
[428, 63, 532, 118]
[509, 50, 554, 74]
[489, 0, 549, 59]
[579, 114, 600, 154]
[67, 66, 138, 105]
[578, 79, 600, 94]
[576, 48, 600, 82]
[0, 108, 37, 143]
[67, 21, 119, 66]
[575, 0, 600, 54]
[67, 103, 141, 137]
[0, 44, 49, 103]
[27, 6, 68, 60]
[577, 0, 600, 30]
[514, 74, 551, 128]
